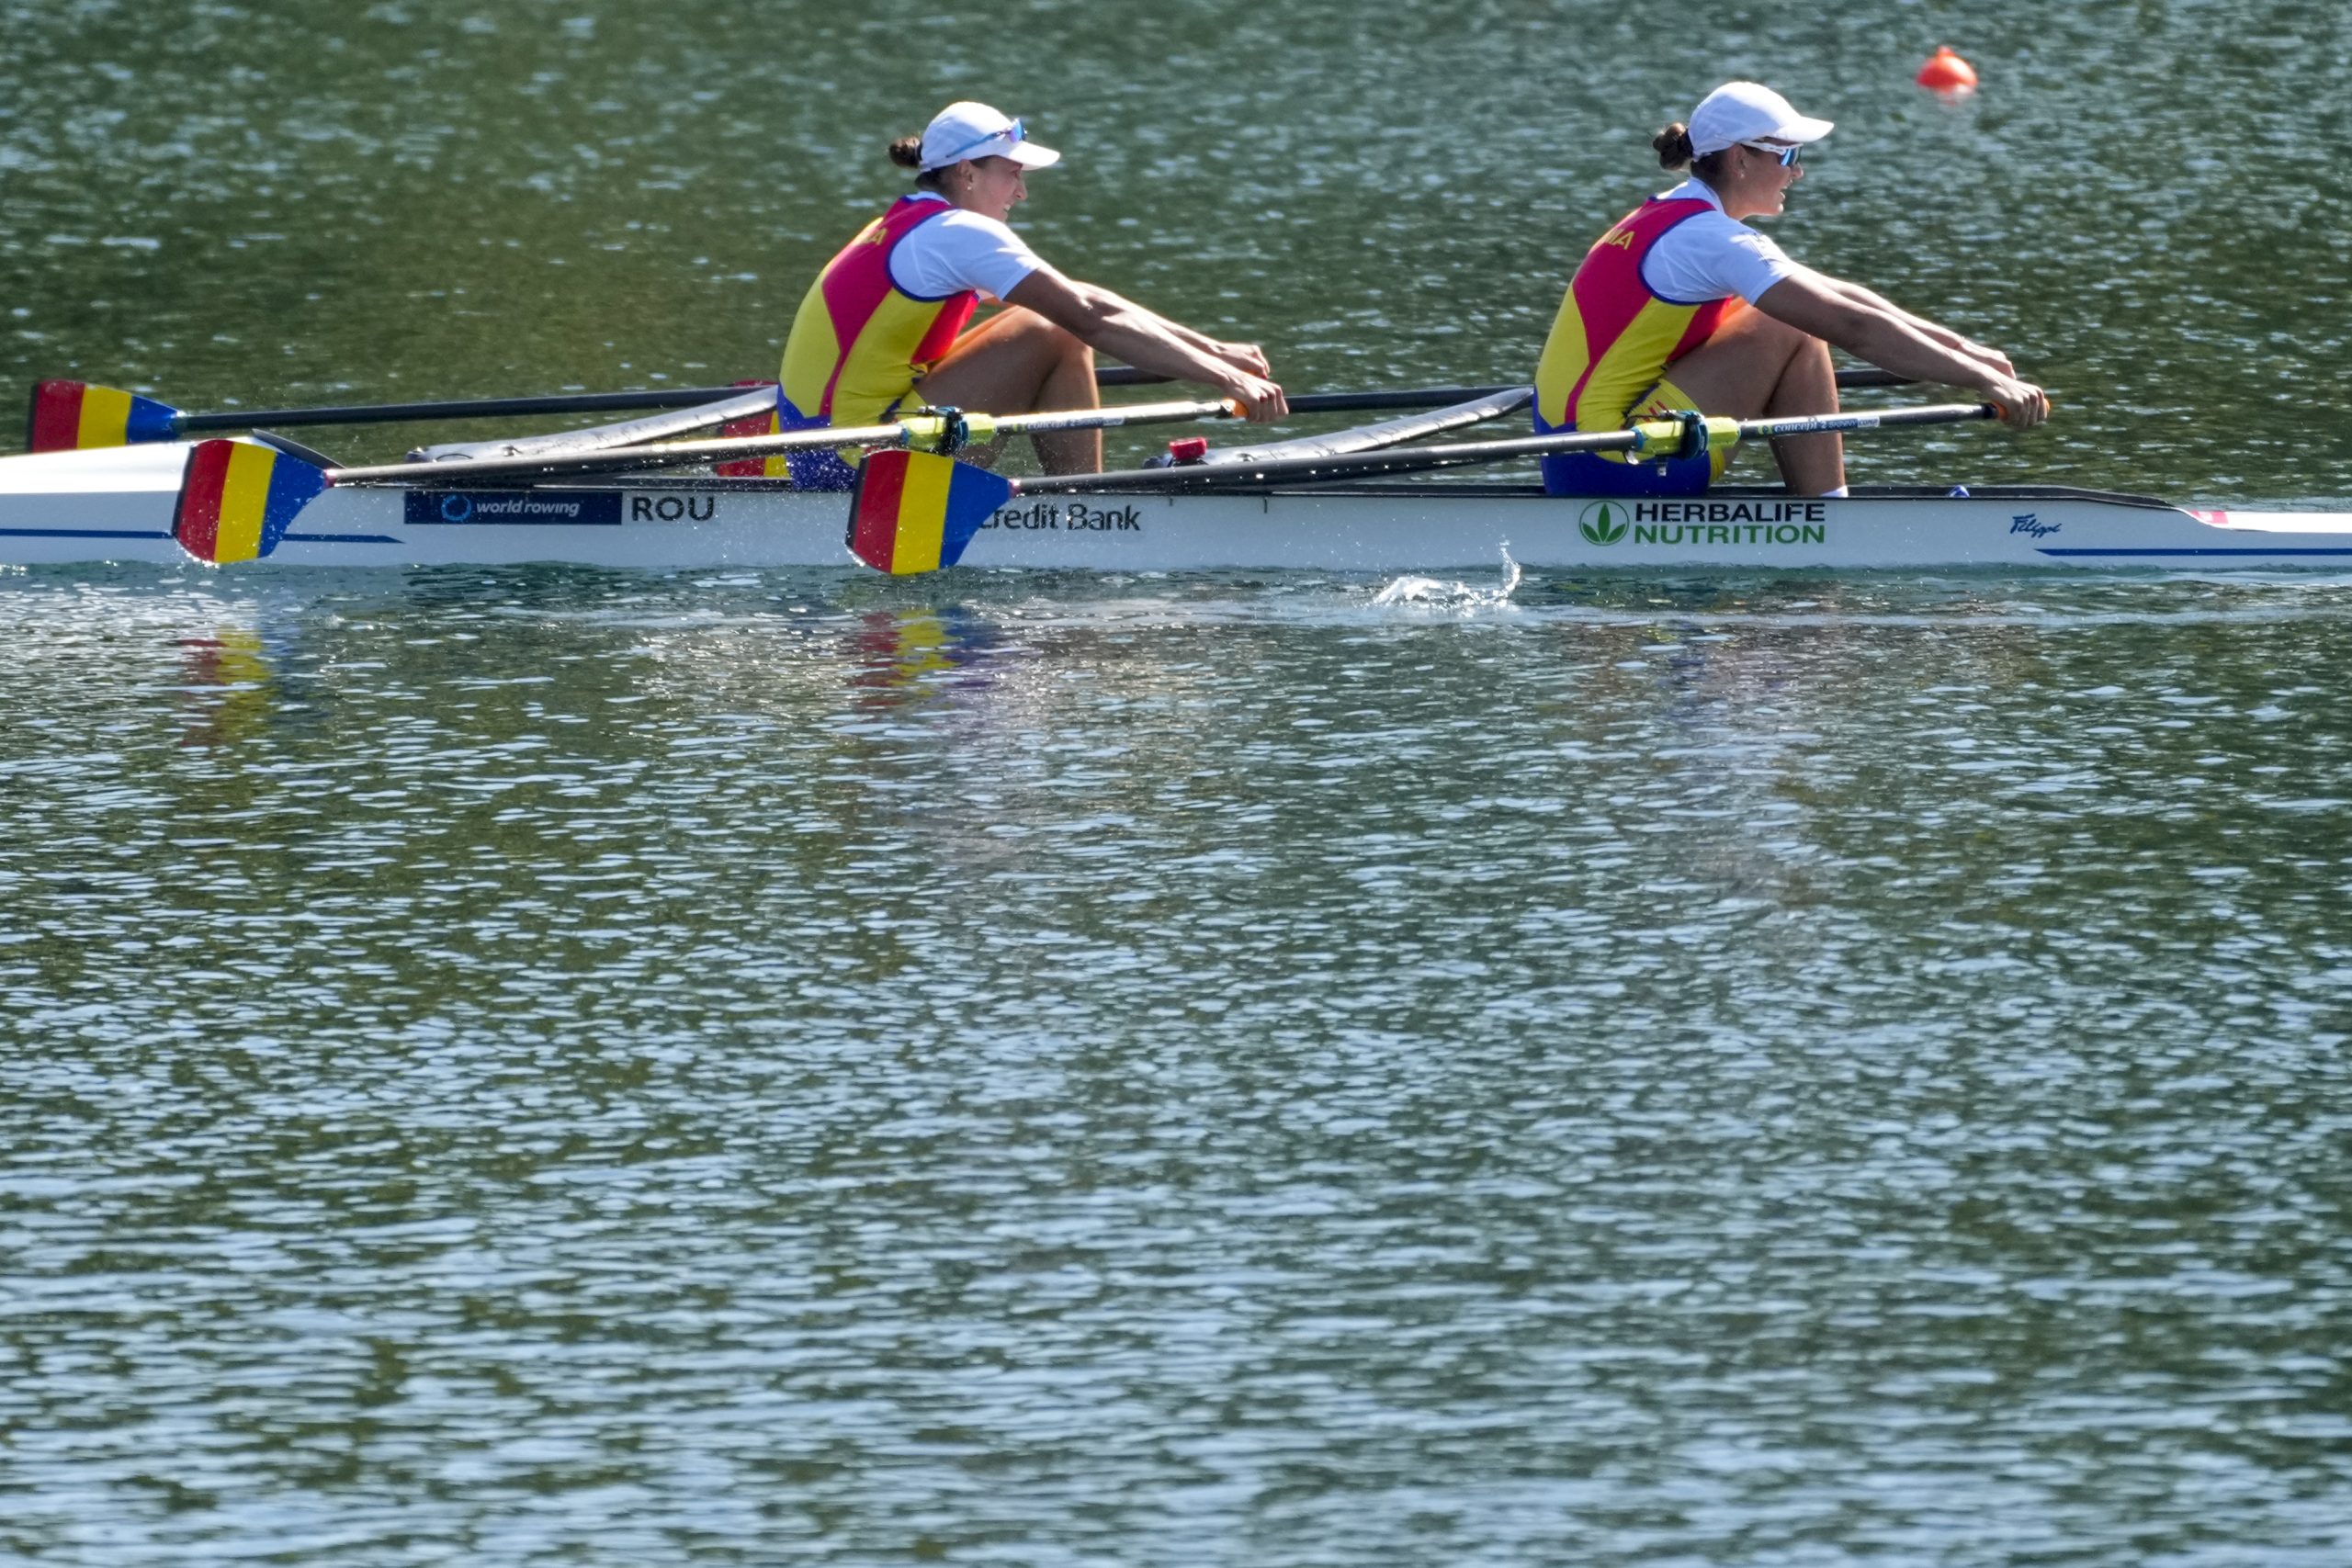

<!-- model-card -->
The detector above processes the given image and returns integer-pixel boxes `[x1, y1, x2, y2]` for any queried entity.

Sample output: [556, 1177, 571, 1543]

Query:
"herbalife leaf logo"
[1578, 502, 1628, 546]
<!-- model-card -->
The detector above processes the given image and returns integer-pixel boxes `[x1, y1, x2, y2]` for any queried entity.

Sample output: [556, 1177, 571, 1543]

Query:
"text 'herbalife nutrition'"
[1577, 499, 1829, 547]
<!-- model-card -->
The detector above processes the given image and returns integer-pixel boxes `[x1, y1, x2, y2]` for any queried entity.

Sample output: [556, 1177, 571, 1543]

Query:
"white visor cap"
[1687, 82, 1835, 156]
[919, 101, 1061, 172]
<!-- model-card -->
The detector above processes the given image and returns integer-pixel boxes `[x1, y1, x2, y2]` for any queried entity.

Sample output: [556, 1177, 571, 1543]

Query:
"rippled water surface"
[7, 0, 2352, 1562]
[7, 565, 2352, 1562]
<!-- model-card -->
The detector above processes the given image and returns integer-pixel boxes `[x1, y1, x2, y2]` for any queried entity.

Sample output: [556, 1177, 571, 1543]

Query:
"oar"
[410, 383, 1543, 467]
[29, 364, 1270, 454]
[25, 379, 780, 454]
[847, 402, 2002, 572]
[167, 397, 1264, 565]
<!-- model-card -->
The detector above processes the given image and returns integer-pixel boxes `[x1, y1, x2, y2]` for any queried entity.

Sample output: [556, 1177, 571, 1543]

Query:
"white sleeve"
[1641, 213, 1799, 306]
[888, 210, 1046, 303]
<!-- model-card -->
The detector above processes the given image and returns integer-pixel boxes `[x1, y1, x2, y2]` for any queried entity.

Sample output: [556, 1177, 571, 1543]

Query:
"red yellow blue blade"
[846, 449, 1012, 573]
[172, 439, 329, 564]
[27, 380, 184, 451]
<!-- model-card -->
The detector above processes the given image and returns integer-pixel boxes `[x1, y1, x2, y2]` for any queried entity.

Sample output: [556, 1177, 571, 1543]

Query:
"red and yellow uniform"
[775, 197, 979, 489]
[1533, 198, 1740, 495]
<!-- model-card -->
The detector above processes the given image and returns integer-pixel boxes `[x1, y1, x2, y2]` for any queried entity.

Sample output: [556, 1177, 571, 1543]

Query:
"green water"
[6, 3, 2352, 1562]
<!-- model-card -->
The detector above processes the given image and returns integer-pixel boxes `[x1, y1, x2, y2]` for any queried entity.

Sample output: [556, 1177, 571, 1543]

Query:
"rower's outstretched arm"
[1089, 289, 1267, 373]
[1757, 269, 2049, 428]
[1005, 267, 1288, 421]
[1815, 276, 2016, 378]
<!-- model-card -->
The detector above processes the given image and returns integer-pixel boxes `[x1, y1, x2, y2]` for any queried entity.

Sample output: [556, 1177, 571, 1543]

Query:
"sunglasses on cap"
[1741, 140, 1804, 167]
[933, 116, 1026, 166]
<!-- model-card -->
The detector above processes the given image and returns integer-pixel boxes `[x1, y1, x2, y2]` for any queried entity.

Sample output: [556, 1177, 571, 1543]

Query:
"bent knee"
[1044, 317, 1093, 367]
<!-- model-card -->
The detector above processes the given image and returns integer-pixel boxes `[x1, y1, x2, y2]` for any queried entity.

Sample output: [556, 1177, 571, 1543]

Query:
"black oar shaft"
[1283, 384, 1518, 412]
[175, 386, 763, 433]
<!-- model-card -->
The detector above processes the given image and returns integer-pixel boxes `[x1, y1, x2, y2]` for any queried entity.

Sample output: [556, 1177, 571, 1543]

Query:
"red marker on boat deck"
[1917, 45, 1979, 96]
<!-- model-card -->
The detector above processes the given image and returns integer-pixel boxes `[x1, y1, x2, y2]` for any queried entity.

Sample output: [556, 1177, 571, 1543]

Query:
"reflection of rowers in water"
[1534, 81, 2050, 499]
[777, 101, 1289, 491]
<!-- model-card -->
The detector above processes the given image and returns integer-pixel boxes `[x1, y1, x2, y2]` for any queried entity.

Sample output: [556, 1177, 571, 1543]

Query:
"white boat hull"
[4, 441, 2350, 572]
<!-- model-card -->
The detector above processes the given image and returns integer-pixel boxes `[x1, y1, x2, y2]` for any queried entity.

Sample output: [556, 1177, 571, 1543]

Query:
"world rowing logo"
[439, 493, 474, 523]
[1577, 501, 1628, 546]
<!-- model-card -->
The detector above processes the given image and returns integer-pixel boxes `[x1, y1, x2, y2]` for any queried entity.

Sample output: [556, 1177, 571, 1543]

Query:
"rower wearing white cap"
[1533, 81, 2048, 499]
[777, 101, 1288, 489]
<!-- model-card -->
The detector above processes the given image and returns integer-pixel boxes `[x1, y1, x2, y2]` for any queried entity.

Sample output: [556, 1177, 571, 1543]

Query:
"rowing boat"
[3, 435, 2348, 571]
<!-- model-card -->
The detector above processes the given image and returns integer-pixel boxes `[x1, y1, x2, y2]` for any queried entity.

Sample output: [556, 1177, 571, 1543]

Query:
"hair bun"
[1652, 122, 1695, 171]
[888, 135, 923, 169]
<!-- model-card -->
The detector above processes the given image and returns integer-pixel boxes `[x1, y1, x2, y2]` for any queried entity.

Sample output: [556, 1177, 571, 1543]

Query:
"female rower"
[778, 101, 1288, 489]
[1532, 81, 2049, 498]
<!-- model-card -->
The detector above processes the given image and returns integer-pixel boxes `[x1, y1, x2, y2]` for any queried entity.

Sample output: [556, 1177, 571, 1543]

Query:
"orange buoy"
[1917, 45, 1979, 96]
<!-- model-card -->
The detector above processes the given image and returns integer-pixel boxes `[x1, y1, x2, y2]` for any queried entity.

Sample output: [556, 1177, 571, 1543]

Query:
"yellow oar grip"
[1628, 418, 1680, 451]
[1626, 413, 1741, 457]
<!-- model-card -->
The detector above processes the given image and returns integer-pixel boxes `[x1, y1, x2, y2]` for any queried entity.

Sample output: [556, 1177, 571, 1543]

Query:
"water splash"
[1371, 544, 1521, 607]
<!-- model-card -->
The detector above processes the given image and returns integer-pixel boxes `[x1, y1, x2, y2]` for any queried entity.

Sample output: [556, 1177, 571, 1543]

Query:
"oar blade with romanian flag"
[172, 439, 331, 564]
[847, 450, 1013, 574]
[28, 380, 184, 452]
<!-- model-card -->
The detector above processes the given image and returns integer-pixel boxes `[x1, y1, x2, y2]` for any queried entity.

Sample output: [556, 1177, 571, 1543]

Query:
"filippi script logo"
[1577, 501, 1628, 546]
[2010, 513, 2061, 538]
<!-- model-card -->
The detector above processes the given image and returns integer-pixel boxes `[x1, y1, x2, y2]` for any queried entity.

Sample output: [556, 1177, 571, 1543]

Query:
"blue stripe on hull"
[0, 528, 397, 546]
[2041, 547, 2352, 558]
[0, 527, 172, 539]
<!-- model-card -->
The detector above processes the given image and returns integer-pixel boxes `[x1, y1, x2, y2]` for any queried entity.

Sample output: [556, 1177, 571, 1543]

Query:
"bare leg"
[1655, 304, 1846, 494]
[1761, 335, 1842, 494]
[912, 308, 1102, 474]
